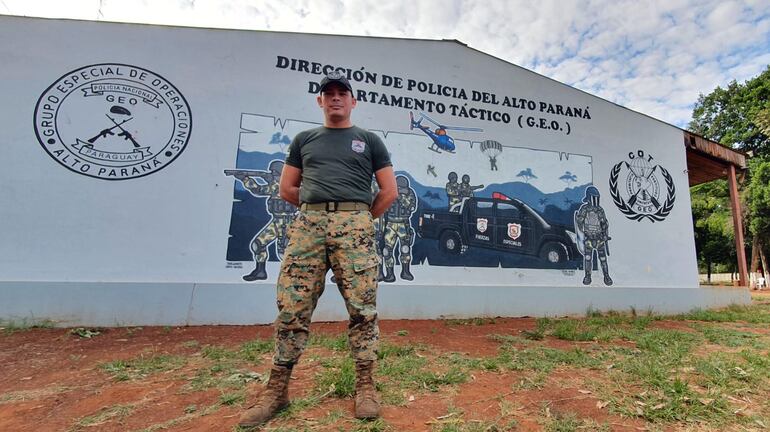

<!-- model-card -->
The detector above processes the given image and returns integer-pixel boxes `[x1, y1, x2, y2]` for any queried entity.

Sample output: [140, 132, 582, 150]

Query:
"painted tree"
[559, 171, 577, 187]
[516, 168, 537, 183]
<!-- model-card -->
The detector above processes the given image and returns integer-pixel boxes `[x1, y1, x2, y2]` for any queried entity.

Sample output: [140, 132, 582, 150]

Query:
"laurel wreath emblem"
[609, 162, 676, 222]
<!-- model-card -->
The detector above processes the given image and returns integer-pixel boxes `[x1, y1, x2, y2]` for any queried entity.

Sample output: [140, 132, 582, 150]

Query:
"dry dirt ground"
[1, 291, 769, 432]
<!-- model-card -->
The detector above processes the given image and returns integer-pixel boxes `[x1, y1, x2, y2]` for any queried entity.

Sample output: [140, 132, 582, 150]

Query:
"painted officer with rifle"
[225, 160, 298, 281]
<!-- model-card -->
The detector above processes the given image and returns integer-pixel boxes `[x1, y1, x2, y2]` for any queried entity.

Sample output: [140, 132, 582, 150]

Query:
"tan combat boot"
[354, 360, 381, 419]
[238, 364, 292, 427]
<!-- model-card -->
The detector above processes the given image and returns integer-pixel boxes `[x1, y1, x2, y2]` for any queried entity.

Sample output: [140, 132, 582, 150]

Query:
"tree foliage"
[688, 66, 770, 277]
[689, 66, 770, 156]
[746, 157, 770, 239]
[690, 181, 735, 274]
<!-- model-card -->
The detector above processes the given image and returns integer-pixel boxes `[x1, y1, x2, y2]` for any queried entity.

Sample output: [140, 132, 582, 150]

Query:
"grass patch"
[71, 404, 134, 430]
[675, 303, 770, 324]
[201, 337, 272, 363]
[135, 403, 220, 432]
[309, 333, 348, 351]
[695, 352, 761, 388]
[181, 340, 200, 348]
[276, 395, 322, 419]
[184, 338, 273, 391]
[1, 318, 55, 333]
[498, 345, 605, 373]
[694, 325, 762, 348]
[428, 405, 517, 432]
[239, 338, 274, 361]
[488, 334, 532, 346]
[375, 343, 472, 405]
[531, 310, 657, 343]
[597, 324, 768, 425]
[541, 410, 610, 432]
[186, 366, 263, 392]
[219, 390, 245, 406]
[379, 345, 468, 392]
[351, 418, 391, 432]
[1, 386, 72, 404]
[378, 342, 418, 359]
[315, 357, 356, 397]
[100, 353, 186, 381]
[444, 317, 497, 326]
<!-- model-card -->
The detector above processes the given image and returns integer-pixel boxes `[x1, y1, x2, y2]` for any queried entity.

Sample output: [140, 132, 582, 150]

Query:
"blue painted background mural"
[225, 113, 601, 283]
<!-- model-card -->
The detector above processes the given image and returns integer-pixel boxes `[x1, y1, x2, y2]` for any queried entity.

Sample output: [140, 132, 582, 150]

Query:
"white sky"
[3, 0, 769, 128]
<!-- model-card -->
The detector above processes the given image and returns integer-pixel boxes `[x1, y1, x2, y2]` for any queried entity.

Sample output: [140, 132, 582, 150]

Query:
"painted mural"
[224, 112, 609, 285]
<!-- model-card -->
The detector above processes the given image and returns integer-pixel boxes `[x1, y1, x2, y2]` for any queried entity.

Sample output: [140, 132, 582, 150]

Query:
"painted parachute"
[480, 140, 502, 157]
[480, 139, 503, 171]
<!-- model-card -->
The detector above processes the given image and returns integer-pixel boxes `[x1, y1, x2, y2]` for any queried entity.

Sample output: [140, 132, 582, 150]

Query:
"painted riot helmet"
[448, 171, 457, 182]
[583, 186, 600, 206]
[268, 160, 284, 176]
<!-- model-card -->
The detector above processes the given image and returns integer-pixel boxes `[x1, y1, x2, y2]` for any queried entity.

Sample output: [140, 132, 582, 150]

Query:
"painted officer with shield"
[574, 186, 613, 286]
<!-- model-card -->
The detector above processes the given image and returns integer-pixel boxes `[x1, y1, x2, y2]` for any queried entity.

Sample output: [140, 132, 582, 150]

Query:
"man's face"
[317, 83, 356, 123]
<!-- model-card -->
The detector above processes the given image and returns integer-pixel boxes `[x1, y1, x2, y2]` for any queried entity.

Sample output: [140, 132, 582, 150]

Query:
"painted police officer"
[238, 72, 397, 427]
[446, 171, 461, 210]
[574, 186, 613, 286]
[458, 173, 484, 200]
[382, 174, 417, 282]
[236, 160, 298, 281]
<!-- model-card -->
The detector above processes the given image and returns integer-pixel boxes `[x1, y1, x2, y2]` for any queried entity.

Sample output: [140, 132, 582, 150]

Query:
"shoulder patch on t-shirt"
[351, 139, 366, 153]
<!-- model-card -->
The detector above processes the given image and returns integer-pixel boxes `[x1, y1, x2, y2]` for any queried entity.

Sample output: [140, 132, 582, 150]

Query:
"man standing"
[238, 71, 397, 427]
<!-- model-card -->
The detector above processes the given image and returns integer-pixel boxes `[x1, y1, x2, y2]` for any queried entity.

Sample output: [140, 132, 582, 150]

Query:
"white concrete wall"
[0, 16, 747, 326]
[0, 282, 750, 327]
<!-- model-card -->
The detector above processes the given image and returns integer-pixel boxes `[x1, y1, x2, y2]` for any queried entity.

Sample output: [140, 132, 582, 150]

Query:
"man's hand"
[371, 166, 397, 218]
[279, 164, 302, 207]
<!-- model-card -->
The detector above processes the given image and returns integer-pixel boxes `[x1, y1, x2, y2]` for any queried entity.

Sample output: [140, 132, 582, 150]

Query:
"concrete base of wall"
[0, 282, 751, 327]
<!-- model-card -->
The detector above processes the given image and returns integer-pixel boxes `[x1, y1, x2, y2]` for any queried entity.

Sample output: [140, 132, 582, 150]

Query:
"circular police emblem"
[609, 150, 676, 222]
[33, 63, 192, 180]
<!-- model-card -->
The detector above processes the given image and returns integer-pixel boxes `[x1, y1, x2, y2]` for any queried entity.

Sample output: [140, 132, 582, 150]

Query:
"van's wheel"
[439, 230, 464, 255]
[539, 242, 568, 264]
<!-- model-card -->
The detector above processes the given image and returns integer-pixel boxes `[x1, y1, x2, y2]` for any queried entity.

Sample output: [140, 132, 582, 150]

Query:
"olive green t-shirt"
[285, 126, 391, 205]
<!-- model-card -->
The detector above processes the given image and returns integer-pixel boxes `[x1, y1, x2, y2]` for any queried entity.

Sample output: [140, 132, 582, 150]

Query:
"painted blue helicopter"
[409, 111, 482, 153]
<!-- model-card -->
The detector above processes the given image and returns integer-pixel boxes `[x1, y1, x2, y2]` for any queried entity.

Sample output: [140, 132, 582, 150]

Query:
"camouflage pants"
[250, 216, 292, 262]
[583, 238, 609, 273]
[383, 221, 413, 267]
[273, 210, 380, 365]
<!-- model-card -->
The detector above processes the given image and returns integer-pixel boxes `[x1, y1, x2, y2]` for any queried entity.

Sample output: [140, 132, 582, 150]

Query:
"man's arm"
[279, 164, 302, 207]
[370, 166, 397, 218]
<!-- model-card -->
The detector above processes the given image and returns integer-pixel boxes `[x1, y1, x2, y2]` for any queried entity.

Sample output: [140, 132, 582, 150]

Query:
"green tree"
[689, 66, 770, 284]
[745, 157, 770, 278]
[689, 65, 770, 155]
[690, 181, 736, 280]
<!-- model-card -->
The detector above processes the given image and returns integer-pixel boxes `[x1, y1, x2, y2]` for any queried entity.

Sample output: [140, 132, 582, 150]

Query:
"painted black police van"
[417, 194, 578, 264]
